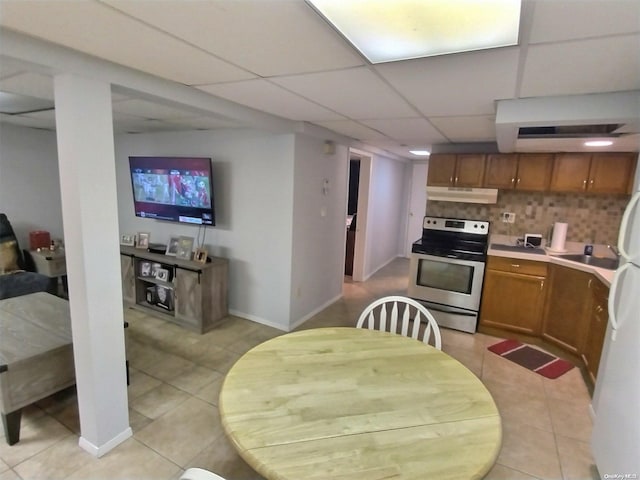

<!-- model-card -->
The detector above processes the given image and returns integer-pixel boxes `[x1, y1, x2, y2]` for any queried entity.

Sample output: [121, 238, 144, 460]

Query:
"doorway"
[345, 149, 371, 282]
[344, 157, 360, 276]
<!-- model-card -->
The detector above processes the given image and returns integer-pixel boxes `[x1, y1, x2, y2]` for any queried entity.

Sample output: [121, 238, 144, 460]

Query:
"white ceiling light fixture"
[306, 0, 521, 64]
[409, 149, 430, 156]
[584, 140, 614, 147]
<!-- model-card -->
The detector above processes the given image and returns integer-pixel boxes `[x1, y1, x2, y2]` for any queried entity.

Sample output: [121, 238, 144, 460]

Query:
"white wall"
[361, 152, 410, 278]
[115, 128, 296, 330]
[0, 123, 63, 248]
[1, 123, 411, 330]
[290, 135, 349, 328]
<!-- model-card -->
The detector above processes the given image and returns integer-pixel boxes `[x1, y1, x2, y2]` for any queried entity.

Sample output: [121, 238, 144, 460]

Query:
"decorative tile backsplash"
[426, 191, 630, 245]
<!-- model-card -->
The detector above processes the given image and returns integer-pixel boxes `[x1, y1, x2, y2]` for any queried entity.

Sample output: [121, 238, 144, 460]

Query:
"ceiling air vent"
[518, 124, 623, 139]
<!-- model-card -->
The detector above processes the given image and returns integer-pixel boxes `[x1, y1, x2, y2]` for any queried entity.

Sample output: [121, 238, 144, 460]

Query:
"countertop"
[488, 235, 616, 286]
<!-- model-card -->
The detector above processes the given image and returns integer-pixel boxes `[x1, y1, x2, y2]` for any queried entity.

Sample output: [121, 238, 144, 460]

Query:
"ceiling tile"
[529, 0, 640, 44]
[170, 116, 243, 130]
[272, 67, 417, 119]
[104, 0, 365, 77]
[360, 118, 447, 143]
[520, 35, 640, 97]
[313, 119, 389, 141]
[375, 47, 520, 116]
[0, 112, 54, 130]
[0, 1, 255, 84]
[429, 115, 496, 142]
[112, 99, 201, 119]
[198, 79, 344, 122]
[0, 72, 54, 100]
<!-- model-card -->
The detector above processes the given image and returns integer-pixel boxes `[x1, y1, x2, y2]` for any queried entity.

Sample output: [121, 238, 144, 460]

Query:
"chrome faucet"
[607, 244, 621, 258]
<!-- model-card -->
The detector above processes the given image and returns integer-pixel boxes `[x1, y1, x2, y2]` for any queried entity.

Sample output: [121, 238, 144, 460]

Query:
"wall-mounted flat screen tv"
[129, 156, 215, 226]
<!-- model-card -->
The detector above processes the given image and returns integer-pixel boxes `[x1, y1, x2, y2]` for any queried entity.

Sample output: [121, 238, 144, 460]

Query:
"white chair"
[356, 295, 442, 350]
[180, 468, 227, 480]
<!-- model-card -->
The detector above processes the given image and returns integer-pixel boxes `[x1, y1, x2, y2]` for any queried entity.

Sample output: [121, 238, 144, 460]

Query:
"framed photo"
[154, 285, 174, 311]
[140, 261, 152, 277]
[176, 236, 194, 260]
[136, 232, 150, 249]
[194, 247, 208, 264]
[151, 262, 163, 278]
[120, 233, 135, 247]
[165, 237, 180, 256]
[156, 268, 169, 282]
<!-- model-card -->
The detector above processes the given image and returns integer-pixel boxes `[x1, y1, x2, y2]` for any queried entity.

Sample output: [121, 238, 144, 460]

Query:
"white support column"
[54, 74, 131, 457]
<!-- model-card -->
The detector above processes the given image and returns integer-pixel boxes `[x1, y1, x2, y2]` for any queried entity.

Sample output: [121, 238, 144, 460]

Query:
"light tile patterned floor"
[0, 258, 599, 479]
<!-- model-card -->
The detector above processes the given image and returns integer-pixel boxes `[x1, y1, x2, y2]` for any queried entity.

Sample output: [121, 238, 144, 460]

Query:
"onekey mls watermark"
[603, 474, 638, 479]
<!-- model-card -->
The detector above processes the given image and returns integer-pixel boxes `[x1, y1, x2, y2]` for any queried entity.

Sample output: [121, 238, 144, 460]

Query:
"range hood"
[426, 186, 498, 204]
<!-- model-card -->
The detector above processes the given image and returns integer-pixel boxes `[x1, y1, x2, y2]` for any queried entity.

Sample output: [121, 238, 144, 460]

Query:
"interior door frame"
[349, 148, 371, 282]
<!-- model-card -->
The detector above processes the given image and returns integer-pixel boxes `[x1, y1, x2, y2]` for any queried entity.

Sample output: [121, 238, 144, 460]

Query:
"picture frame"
[176, 236, 194, 260]
[120, 233, 136, 247]
[156, 268, 169, 282]
[140, 261, 152, 277]
[151, 262, 163, 278]
[136, 232, 150, 249]
[194, 247, 208, 264]
[165, 236, 180, 256]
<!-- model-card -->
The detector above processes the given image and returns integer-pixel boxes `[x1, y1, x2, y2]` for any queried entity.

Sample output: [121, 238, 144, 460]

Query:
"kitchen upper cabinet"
[582, 278, 609, 384]
[479, 257, 548, 335]
[588, 153, 636, 194]
[427, 154, 485, 187]
[550, 152, 637, 194]
[542, 264, 592, 355]
[484, 153, 553, 191]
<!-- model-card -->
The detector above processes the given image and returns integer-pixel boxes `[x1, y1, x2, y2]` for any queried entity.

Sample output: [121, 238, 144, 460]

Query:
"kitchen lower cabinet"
[542, 264, 592, 355]
[582, 278, 609, 384]
[479, 257, 547, 335]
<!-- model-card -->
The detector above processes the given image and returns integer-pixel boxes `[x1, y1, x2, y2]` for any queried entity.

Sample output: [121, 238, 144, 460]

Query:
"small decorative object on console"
[120, 234, 136, 247]
[176, 236, 194, 260]
[156, 268, 169, 282]
[136, 232, 150, 249]
[194, 248, 208, 264]
[140, 261, 152, 277]
[165, 237, 180, 256]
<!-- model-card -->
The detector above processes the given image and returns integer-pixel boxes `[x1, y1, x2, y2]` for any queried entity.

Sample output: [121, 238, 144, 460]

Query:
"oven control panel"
[422, 216, 489, 235]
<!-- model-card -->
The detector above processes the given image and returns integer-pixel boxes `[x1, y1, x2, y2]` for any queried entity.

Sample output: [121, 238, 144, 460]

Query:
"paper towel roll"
[550, 222, 568, 251]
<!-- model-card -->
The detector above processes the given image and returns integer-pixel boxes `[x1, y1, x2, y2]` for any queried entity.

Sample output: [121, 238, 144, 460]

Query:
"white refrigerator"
[591, 184, 640, 477]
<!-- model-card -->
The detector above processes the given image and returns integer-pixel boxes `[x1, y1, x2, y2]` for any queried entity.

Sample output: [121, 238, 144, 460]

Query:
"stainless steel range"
[408, 216, 490, 333]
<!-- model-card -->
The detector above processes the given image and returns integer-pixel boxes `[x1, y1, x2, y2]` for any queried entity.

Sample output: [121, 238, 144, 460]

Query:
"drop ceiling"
[0, 0, 639, 159]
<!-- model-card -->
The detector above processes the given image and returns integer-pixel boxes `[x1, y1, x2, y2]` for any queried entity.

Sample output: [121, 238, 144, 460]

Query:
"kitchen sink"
[557, 254, 619, 270]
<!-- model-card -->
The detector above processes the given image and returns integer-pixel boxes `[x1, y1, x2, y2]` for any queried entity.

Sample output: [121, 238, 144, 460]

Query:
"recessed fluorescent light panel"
[410, 150, 430, 156]
[584, 140, 614, 147]
[307, 0, 521, 63]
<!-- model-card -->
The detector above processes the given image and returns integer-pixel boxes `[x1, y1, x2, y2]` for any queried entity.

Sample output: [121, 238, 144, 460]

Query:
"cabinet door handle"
[517, 178, 521, 184]
[455, 176, 459, 184]
[511, 177, 515, 184]
[595, 305, 604, 313]
[540, 280, 544, 291]
[449, 176, 453, 184]
[588, 278, 592, 289]
[583, 179, 587, 189]
[511, 264, 520, 268]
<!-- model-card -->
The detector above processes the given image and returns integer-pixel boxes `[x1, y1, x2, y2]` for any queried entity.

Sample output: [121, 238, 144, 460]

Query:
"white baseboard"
[78, 427, 133, 458]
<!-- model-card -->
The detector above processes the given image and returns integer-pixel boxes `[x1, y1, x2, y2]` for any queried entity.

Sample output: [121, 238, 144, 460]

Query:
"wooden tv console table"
[0, 292, 75, 445]
[119, 246, 228, 333]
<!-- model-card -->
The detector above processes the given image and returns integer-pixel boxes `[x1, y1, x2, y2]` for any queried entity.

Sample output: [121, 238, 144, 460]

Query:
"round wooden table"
[219, 327, 502, 480]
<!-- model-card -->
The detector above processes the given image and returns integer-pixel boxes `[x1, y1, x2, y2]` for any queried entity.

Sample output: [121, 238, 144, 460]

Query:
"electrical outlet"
[501, 212, 516, 223]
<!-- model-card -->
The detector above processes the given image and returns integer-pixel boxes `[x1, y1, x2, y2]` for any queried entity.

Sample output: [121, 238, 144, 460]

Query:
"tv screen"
[129, 156, 215, 226]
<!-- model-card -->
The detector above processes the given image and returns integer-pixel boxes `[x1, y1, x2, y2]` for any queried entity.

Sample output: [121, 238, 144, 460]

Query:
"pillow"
[0, 240, 20, 274]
